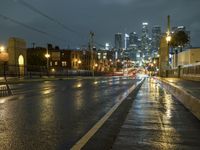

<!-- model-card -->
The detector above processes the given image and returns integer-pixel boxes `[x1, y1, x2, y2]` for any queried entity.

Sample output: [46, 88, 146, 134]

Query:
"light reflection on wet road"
[0, 77, 139, 150]
[113, 78, 200, 150]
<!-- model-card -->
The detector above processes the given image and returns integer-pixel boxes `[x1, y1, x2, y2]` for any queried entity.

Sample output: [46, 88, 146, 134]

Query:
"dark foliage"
[170, 30, 189, 48]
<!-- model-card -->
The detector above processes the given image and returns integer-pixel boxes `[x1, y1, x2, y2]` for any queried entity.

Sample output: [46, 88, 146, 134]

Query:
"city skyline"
[0, 0, 200, 48]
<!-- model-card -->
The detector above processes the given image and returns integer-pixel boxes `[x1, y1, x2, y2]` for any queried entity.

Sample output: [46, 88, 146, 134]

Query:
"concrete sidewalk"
[157, 77, 200, 100]
[112, 78, 200, 150]
[156, 77, 200, 120]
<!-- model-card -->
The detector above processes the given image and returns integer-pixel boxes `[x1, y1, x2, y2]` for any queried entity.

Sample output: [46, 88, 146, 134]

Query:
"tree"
[170, 30, 189, 52]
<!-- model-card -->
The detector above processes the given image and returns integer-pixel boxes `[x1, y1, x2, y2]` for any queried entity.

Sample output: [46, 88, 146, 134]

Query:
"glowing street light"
[166, 35, 171, 43]
[94, 63, 98, 67]
[0, 45, 8, 61]
[78, 60, 82, 70]
[78, 60, 82, 64]
[45, 53, 50, 58]
[45, 49, 50, 72]
[0, 46, 5, 52]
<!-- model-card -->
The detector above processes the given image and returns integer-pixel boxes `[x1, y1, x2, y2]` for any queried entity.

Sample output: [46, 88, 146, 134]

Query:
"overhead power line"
[9, 0, 105, 48]
[15, 0, 85, 37]
[0, 13, 66, 42]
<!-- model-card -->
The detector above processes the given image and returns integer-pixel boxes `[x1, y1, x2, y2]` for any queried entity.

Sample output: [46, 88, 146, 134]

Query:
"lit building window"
[55, 61, 58, 66]
[62, 61, 67, 66]
[50, 61, 52, 66]
[103, 56, 106, 59]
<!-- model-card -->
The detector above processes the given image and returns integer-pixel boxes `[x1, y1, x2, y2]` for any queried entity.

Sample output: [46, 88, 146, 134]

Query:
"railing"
[167, 62, 200, 80]
[0, 64, 105, 79]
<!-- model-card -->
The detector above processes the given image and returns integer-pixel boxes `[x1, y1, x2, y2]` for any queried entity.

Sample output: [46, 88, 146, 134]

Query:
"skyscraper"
[128, 32, 139, 61]
[114, 33, 123, 59]
[152, 26, 161, 57]
[115, 33, 122, 50]
[141, 22, 151, 60]
[124, 33, 129, 50]
[129, 32, 138, 46]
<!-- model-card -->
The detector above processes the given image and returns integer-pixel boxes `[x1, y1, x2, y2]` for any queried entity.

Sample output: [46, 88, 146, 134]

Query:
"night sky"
[0, 0, 200, 48]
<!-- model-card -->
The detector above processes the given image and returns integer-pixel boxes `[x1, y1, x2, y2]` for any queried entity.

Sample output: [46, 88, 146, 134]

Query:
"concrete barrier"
[157, 78, 200, 120]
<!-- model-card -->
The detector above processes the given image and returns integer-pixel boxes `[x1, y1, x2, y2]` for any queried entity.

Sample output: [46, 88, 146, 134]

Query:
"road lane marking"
[70, 78, 144, 150]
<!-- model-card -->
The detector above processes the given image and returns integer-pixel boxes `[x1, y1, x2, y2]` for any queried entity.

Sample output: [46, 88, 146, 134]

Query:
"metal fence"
[167, 62, 200, 79]
[0, 64, 105, 79]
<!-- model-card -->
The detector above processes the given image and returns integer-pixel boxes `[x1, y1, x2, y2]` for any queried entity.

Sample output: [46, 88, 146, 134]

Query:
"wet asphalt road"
[0, 77, 139, 150]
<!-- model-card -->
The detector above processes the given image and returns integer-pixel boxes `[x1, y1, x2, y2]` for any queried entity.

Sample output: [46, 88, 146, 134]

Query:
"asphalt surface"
[0, 77, 140, 150]
[113, 78, 200, 150]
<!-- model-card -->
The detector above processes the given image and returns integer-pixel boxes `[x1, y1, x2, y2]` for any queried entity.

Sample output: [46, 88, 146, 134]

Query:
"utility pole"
[167, 15, 170, 35]
[89, 31, 95, 76]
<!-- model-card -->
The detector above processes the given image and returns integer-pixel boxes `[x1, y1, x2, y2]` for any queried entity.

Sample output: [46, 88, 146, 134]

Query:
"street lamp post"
[78, 60, 82, 75]
[0, 46, 9, 80]
[45, 49, 50, 76]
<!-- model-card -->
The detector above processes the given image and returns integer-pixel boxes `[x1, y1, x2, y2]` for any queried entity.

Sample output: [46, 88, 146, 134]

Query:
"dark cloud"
[0, 0, 200, 48]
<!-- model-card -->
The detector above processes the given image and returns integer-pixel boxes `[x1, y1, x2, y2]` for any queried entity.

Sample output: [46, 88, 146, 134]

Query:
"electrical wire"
[16, 0, 85, 37]
[8, 0, 106, 48]
[0, 13, 66, 42]
[14, 0, 105, 48]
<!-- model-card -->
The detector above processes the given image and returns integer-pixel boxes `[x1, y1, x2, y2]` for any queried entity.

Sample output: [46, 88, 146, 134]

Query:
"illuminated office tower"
[152, 26, 161, 57]
[141, 22, 151, 60]
[114, 33, 123, 59]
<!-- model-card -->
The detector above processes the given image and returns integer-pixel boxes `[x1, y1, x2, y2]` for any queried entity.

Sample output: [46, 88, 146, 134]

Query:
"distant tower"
[115, 33, 122, 50]
[129, 32, 138, 46]
[114, 33, 122, 59]
[129, 32, 139, 61]
[124, 33, 129, 50]
[152, 26, 161, 56]
[141, 22, 151, 60]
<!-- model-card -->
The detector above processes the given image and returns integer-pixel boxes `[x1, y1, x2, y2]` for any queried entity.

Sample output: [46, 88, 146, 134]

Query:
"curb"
[156, 77, 200, 120]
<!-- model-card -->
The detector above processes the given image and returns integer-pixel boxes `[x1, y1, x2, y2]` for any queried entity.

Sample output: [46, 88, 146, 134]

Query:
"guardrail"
[167, 63, 200, 80]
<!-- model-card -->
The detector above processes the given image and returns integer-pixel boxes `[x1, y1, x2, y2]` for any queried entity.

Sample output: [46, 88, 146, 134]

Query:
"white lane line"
[70, 78, 144, 150]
